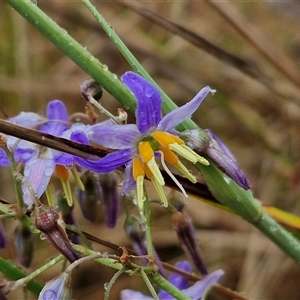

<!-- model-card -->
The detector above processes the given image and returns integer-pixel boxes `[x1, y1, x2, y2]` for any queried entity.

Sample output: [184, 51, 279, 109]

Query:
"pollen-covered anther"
[138, 141, 165, 186]
[152, 131, 209, 166]
[133, 157, 145, 210]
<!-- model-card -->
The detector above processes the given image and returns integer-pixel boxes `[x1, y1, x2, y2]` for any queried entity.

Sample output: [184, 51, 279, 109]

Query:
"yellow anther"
[133, 157, 145, 180]
[138, 141, 154, 163]
[152, 131, 177, 148]
[160, 147, 179, 166]
[55, 165, 69, 181]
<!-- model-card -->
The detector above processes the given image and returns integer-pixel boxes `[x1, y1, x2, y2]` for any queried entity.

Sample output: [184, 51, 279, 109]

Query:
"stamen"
[133, 157, 145, 180]
[138, 141, 154, 163]
[152, 131, 177, 148]
[144, 164, 168, 207]
[176, 161, 197, 183]
[136, 175, 145, 211]
[56, 165, 69, 181]
[180, 144, 209, 166]
[71, 166, 85, 191]
[168, 143, 198, 164]
[158, 151, 188, 198]
[45, 184, 55, 207]
[161, 147, 197, 183]
[61, 179, 73, 206]
[151, 177, 168, 207]
[56, 165, 73, 206]
[146, 156, 165, 186]
[132, 157, 145, 211]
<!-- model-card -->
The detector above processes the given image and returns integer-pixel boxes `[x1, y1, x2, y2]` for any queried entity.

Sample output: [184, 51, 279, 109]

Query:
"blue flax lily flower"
[87, 72, 215, 210]
[120, 260, 224, 300]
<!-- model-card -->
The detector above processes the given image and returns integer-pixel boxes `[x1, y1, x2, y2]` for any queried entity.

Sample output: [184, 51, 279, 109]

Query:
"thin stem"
[2, 143, 24, 210]
[140, 268, 159, 300]
[66, 253, 103, 273]
[8, 255, 64, 293]
[104, 267, 127, 300]
[142, 194, 154, 259]
[89, 97, 121, 124]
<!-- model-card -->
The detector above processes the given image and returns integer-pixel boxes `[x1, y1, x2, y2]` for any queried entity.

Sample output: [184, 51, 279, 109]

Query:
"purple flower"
[0, 101, 106, 208]
[87, 72, 214, 210]
[120, 260, 224, 300]
[19, 100, 74, 207]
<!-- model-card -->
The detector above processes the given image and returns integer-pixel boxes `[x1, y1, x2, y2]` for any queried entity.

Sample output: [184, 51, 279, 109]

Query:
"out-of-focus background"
[2, 1, 300, 299]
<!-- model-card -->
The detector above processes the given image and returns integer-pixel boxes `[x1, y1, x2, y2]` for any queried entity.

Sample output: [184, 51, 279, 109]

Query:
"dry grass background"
[1, 1, 300, 299]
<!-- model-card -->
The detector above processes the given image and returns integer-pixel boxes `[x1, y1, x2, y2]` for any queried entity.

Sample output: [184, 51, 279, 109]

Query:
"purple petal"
[206, 129, 236, 161]
[158, 261, 191, 299]
[207, 147, 251, 189]
[22, 153, 55, 207]
[157, 86, 215, 132]
[122, 162, 136, 193]
[47, 100, 69, 122]
[120, 290, 153, 300]
[169, 261, 191, 289]
[182, 269, 224, 300]
[62, 123, 90, 140]
[8, 112, 46, 128]
[87, 124, 140, 149]
[88, 148, 135, 173]
[99, 173, 120, 228]
[121, 72, 162, 134]
[0, 150, 9, 166]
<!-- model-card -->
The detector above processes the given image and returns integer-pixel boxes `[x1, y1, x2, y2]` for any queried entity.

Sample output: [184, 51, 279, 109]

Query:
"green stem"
[0, 256, 43, 295]
[3, 144, 24, 210]
[6, 0, 136, 112]
[104, 267, 127, 300]
[151, 272, 190, 300]
[82, 0, 196, 131]
[140, 268, 159, 300]
[143, 195, 154, 258]
[9, 255, 64, 293]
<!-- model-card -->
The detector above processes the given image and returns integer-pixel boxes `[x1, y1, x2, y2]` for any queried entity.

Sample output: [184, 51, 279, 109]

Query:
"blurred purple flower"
[87, 71, 214, 210]
[120, 260, 224, 300]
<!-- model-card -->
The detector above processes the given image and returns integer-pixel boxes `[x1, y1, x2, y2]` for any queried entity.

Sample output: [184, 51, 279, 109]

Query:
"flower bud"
[57, 194, 80, 245]
[172, 210, 208, 275]
[0, 221, 7, 249]
[180, 128, 251, 190]
[77, 171, 102, 223]
[38, 272, 72, 300]
[34, 204, 82, 263]
[99, 172, 120, 228]
[14, 224, 34, 268]
[81, 79, 103, 102]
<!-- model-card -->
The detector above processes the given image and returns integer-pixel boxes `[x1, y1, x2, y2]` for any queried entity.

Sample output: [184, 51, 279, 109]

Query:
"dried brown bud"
[34, 204, 82, 263]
